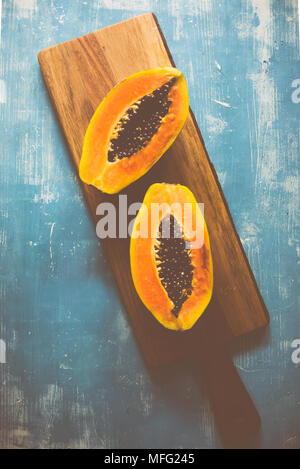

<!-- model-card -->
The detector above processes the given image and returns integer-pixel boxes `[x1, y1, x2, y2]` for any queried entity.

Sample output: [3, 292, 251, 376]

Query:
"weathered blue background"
[0, 0, 299, 449]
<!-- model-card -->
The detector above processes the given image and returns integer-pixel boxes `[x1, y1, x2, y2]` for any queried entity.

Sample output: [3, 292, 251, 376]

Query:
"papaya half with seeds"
[130, 183, 213, 331]
[79, 68, 189, 194]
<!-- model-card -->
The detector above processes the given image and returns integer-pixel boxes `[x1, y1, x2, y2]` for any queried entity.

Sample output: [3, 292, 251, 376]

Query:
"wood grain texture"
[38, 13, 269, 366]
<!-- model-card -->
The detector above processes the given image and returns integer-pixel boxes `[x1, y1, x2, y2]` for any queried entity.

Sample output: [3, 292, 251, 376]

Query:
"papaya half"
[130, 183, 213, 331]
[79, 68, 189, 194]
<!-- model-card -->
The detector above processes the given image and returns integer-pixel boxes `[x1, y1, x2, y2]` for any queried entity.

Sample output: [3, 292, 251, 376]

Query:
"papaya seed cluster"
[155, 214, 194, 317]
[108, 78, 176, 162]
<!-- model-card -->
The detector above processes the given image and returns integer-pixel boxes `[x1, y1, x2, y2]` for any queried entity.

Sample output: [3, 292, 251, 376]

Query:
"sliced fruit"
[79, 67, 189, 194]
[130, 183, 213, 331]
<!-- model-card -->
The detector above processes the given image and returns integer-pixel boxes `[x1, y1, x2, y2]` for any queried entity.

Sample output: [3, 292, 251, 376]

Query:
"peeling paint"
[206, 114, 228, 134]
[0, 79, 6, 103]
[212, 98, 231, 108]
[214, 60, 222, 71]
[49, 222, 55, 272]
[13, 0, 37, 19]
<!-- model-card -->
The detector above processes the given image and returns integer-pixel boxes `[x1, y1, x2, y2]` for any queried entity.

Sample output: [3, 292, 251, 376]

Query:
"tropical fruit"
[130, 183, 213, 331]
[79, 68, 189, 193]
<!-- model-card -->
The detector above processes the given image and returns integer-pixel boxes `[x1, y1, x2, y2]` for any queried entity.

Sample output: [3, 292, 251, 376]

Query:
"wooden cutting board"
[38, 13, 269, 367]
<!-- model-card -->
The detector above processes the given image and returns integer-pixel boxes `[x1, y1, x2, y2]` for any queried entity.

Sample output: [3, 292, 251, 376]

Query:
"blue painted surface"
[0, 0, 299, 449]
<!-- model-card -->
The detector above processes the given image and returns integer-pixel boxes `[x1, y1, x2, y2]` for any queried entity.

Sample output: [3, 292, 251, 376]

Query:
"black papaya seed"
[155, 214, 194, 318]
[107, 78, 176, 162]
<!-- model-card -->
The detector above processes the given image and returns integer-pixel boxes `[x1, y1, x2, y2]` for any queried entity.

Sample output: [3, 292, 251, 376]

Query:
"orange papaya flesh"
[79, 68, 189, 194]
[130, 183, 213, 331]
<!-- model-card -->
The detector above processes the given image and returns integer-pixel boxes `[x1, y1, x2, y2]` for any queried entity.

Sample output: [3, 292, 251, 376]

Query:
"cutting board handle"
[194, 340, 261, 446]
